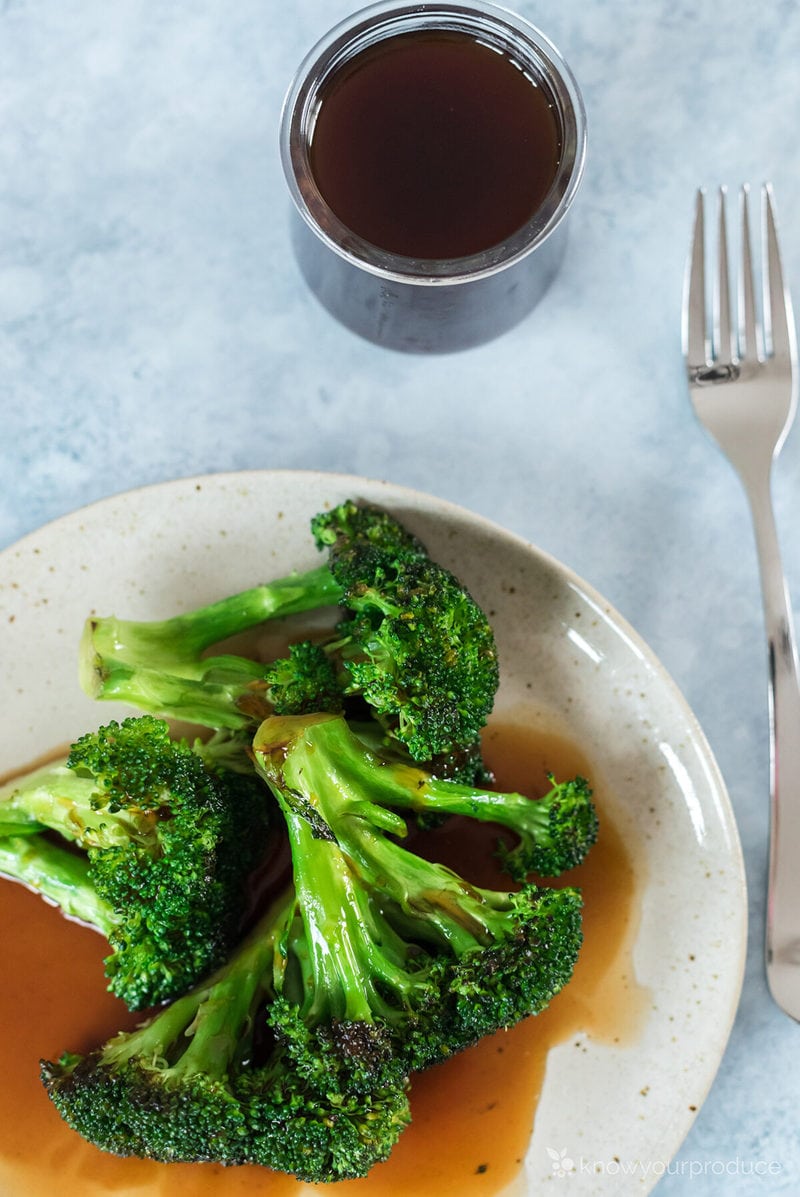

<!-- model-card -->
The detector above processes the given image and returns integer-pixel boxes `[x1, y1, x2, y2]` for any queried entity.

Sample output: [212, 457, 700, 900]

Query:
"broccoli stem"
[170, 900, 291, 1082]
[0, 760, 152, 847]
[368, 761, 556, 827]
[79, 565, 343, 725]
[0, 834, 118, 936]
[89, 565, 342, 663]
[315, 721, 566, 833]
[274, 749, 509, 955]
[252, 712, 586, 1082]
[274, 794, 413, 1024]
[265, 714, 597, 878]
[256, 714, 517, 953]
[80, 662, 268, 730]
[193, 729, 257, 775]
[349, 757, 592, 867]
[105, 885, 296, 1079]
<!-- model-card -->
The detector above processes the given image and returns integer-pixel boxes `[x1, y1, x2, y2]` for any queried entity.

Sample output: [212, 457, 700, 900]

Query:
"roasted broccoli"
[321, 726, 598, 878]
[262, 640, 343, 715]
[32, 498, 596, 1181]
[0, 716, 271, 1009]
[40, 712, 583, 1181]
[41, 886, 412, 1181]
[79, 500, 499, 763]
[252, 713, 583, 1073]
[78, 500, 421, 727]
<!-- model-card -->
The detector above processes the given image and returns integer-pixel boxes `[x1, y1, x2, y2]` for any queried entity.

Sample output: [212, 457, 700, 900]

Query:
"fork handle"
[748, 474, 800, 1020]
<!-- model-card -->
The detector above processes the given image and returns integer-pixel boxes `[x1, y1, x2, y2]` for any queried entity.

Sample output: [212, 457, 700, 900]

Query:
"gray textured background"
[3, 0, 800, 1190]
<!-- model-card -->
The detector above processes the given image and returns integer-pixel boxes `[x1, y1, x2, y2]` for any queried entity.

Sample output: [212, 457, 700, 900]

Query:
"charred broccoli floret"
[323, 737, 598, 878]
[262, 640, 343, 715]
[0, 716, 271, 1009]
[40, 886, 412, 1181]
[79, 500, 499, 764]
[251, 713, 583, 1073]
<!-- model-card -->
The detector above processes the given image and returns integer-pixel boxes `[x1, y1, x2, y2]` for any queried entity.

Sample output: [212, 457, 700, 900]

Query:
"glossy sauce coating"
[0, 721, 646, 1197]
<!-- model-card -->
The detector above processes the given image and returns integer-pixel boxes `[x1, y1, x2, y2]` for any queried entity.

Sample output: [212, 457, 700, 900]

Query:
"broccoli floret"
[77, 501, 417, 729]
[311, 498, 427, 558]
[322, 737, 598, 878]
[251, 713, 583, 1074]
[41, 887, 412, 1181]
[323, 546, 499, 760]
[77, 561, 343, 730]
[262, 641, 343, 715]
[262, 547, 499, 761]
[350, 716, 493, 786]
[0, 716, 271, 1009]
[495, 775, 597, 878]
[79, 501, 500, 763]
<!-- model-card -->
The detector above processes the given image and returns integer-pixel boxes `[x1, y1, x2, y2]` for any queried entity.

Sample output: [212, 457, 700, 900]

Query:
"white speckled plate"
[0, 470, 746, 1196]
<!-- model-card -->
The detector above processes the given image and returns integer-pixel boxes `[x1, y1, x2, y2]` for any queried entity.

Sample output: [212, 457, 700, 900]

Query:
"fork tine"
[763, 184, 796, 364]
[714, 188, 734, 365]
[739, 186, 758, 361]
[684, 189, 707, 367]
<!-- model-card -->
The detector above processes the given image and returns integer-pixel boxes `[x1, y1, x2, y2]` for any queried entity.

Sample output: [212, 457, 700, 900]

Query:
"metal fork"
[683, 184, 800, 1020]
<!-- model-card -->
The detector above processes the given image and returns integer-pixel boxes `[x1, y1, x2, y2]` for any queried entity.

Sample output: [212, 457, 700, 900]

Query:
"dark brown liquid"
[309, 31, 561, 259]
[0, 720, 647, 1197]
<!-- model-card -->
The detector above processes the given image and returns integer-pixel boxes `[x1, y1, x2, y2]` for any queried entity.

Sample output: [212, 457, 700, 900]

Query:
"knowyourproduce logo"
[547, 1147, 574, 1177]
[546, 1147, 783, 1182]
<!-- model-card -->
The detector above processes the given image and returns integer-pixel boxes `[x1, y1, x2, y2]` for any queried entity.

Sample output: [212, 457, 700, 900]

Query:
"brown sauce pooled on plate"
[0, 720, 647, 1197]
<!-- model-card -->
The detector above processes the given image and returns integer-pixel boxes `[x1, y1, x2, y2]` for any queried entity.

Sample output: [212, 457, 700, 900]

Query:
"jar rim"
[279, 0, 587, 286]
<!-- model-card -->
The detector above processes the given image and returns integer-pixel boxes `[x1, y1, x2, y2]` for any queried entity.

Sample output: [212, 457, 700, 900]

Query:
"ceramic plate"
[0, 470, 746, 1196]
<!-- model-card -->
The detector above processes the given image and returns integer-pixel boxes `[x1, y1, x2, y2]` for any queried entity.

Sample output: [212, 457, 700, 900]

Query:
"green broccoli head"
[1, 716, 271, 1009]
[326, 549, 499, 761]
[236, 1066, 411, 1181]
[41, 1044, 410, 1182]
[412, 885, 583, 1065]
[40, 712, 586, 1181]
[40, 1053, 409, 1182]
[311, 499, 428, 559]
[262, 640, 343, 715]
[282, 502, 499, 761]
[41, 1052, 245, 1165]
[251, 542, 500, 764]
[494, 775, 599, 879]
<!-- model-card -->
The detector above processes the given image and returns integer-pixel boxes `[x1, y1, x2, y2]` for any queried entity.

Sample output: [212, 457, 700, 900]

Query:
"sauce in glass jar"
[309, 30, 561, 259]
